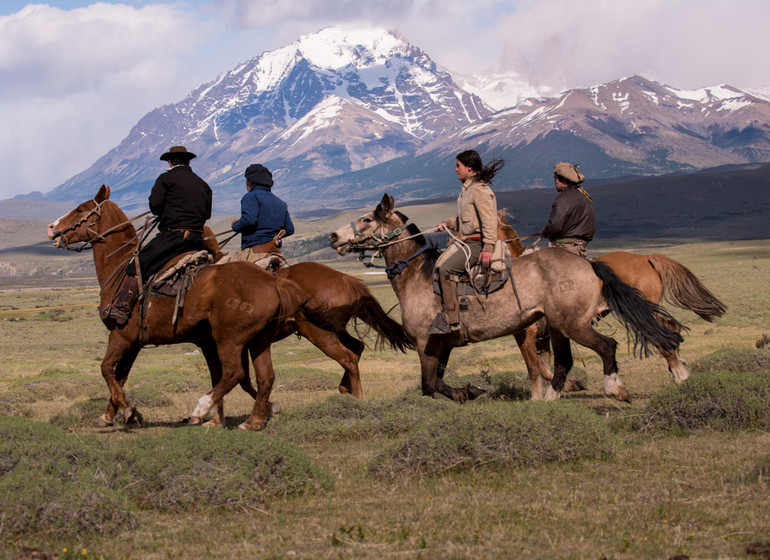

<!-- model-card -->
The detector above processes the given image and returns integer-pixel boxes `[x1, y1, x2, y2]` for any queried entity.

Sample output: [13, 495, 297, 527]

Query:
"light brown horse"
[498, 216, 726, 396]
[330, 194, 683, 403]
[47, 185, 308, 430]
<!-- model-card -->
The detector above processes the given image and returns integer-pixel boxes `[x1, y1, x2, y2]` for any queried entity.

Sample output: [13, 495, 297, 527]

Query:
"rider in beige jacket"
[430, 150, 504, 334]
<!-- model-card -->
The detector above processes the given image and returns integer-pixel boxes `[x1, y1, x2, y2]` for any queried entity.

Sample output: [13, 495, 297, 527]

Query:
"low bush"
[0, 417, 136, 538]
[126, 385, 173, 407]
[692, 347, 770, 374]
[49, 398, 109, 429]
[635, 352, 770, 433]
[268, 392, 455, 443]
[113, 428, 334, 510]
[274, 366, 341, 392]
[369, 400, 619, 477]
[741, 454, 770, 485]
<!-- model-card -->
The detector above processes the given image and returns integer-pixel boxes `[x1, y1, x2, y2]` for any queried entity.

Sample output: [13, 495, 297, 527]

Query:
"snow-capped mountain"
[415, 75, 770, 191]
[42, 28, 770, 214]
[47, 27, 491, 212]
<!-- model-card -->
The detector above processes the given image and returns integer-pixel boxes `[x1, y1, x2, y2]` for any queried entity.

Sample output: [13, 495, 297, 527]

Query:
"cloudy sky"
[1, 0, 769, 200]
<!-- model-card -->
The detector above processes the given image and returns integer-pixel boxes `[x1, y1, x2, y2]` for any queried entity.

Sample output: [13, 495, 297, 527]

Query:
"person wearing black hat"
[101, 145, 212, 326]
[541, 162, 595, 258]
[219, 163, 294, 264]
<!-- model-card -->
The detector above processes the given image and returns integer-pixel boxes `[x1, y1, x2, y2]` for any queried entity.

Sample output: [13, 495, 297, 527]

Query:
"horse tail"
[590, 260, 684, 356]
[274, 277, 309, 325]
[342, 275, 416, 353]
[647, 254, 726, 322]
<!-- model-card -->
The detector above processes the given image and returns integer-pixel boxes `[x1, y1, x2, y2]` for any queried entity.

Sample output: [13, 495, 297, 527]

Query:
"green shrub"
[0, 388, 35, 417]
[0, 417, 136, 538]
[635, 365, 770, 433]
[756, 334, 770, 350]
[268, 392, 455, 443]
[274, 366, 341, 392]
[113, 428, 334, 511]
[693, 347, 770, 374]
[126, 385, 173, 407]
[369, 401, 619, 477]
[49, 398, 109, 429]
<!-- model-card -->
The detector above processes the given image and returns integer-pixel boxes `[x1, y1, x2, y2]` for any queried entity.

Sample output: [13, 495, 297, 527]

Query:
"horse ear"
[95, 184, 110, 202]
[375, 193, 394, 218]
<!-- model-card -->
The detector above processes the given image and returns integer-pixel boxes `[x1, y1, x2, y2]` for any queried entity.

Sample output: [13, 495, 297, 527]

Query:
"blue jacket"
[232, 185, 294, 250]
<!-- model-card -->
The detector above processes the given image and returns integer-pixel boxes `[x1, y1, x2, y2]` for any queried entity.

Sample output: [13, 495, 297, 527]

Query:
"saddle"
[138, 250, 213, 343]
[432, 239, 513, 297]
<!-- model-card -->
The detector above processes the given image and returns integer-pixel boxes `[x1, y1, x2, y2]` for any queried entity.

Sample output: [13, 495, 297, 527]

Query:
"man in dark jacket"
[102, 145, 212, 326]
[541, 162, 595, 257]
[220, 163, 294, 264]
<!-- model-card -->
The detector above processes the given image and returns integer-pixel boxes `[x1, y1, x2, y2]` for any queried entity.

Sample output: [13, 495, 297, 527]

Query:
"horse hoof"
[564, 379, 587, 392]
[188, 416, 203, 426]
[202, 419, 223, 428]
[96, 414, 114, 428]
[238, 418, 267, 431]
[544, 387, 560, 401]
[466, 385, 486, 400]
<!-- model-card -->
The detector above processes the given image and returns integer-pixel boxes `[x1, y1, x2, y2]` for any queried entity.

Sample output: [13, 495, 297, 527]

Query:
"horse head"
[329, 193, 407, 255]
[47, 185, 111, 249]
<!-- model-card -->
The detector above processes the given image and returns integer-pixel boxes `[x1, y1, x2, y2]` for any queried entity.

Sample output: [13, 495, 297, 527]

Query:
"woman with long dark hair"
[429, 150, 504, 334]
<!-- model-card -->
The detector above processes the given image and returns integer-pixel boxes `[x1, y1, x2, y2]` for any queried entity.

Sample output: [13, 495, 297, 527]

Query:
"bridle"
[54, 198, 151, 253]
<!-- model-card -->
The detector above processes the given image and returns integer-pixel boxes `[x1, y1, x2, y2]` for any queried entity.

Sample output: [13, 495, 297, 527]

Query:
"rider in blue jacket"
[225, 164, 294, 261]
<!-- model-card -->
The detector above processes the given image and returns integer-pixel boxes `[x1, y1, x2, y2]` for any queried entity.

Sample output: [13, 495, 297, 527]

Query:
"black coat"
[149, 165, 212, 231]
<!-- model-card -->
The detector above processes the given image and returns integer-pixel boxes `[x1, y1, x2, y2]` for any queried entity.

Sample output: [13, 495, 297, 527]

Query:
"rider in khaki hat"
[541, 162, 595, 257]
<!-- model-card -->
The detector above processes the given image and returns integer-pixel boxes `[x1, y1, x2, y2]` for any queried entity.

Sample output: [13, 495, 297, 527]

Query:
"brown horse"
[47, 185, 308, 430]
[497, 216, 726, 396]
[202, 258, 416, 425]
[330, 194, 683, 403]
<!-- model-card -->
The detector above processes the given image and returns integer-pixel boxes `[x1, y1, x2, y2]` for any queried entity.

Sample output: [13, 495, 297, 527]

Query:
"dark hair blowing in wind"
[456, 149, 505, 184]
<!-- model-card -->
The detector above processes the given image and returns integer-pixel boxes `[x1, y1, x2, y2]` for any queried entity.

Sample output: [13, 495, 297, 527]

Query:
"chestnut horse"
[202, 258, 416, 424]
[330, 194, 683, 403]
[47, 185, 308, 430]
[498, 217, 726, 396]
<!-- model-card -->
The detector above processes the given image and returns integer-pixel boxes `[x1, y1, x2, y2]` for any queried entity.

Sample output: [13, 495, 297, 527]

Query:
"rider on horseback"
[218, 163, 294, 267]
[429, 150, 504, 334]
[541, 162, 595, 258]
[102, 146, 212, 326]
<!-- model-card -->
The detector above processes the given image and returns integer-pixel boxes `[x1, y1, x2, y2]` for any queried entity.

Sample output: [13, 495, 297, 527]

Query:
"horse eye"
[363, 217, 372, 223]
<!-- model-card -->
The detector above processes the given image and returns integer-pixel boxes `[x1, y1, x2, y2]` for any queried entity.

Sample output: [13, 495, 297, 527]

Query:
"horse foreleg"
[420, 341, 483, 403]
[240, 342, 275, 431]
[514, 325, 544, 400]
[544, 330, 572, 401]
[100, 333, 141, 427]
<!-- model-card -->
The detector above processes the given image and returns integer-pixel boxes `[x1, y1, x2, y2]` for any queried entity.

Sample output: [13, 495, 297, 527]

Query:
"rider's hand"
[435, 223, 447, 232]
[480, 251, 493, 267]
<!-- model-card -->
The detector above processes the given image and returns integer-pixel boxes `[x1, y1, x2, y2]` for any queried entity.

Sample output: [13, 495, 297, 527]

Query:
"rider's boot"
[101, 275, 140, 326]
[428, 274, 460, 335]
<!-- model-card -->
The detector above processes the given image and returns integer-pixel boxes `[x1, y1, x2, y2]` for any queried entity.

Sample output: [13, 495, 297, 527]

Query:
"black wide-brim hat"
[160, 146, 196, 161]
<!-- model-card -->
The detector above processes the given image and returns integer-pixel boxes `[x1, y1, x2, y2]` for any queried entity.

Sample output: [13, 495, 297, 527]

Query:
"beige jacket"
[444, 177, 498, 253]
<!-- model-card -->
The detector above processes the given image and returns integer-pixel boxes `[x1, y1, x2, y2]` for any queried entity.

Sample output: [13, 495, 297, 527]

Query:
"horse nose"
[329, 232, 337, 243]
[47, 223, 58, 239]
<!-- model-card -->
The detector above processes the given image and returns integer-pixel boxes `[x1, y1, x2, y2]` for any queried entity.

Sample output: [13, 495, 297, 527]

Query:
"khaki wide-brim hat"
[554, 162, 585, 184]
[160, 146, 196, 161]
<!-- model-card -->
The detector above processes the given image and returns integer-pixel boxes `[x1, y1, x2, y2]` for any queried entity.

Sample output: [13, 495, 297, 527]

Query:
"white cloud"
[2, 0, 770, 200]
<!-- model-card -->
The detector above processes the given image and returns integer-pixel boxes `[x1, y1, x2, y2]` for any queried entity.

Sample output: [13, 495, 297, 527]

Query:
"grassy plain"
[0, 240, 769, 559]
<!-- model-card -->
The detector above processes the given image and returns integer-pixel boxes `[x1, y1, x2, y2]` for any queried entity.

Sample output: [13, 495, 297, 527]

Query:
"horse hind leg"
[576, 326, 629, 402]
[655, 314, 691, 384]
[240, 342, 276, 431]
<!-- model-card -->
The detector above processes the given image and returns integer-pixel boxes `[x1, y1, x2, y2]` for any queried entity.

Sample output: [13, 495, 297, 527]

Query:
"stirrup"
[99, 305, 131, 326]
[427, 312, 459, 335]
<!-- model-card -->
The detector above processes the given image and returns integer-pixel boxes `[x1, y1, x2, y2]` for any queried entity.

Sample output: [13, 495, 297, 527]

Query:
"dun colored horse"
[498, 216, 726, 397]
[330, 194, 683, 403]
[47, 185, 308, 430]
